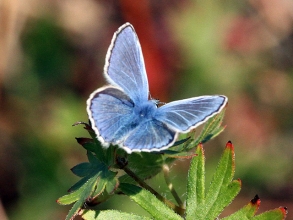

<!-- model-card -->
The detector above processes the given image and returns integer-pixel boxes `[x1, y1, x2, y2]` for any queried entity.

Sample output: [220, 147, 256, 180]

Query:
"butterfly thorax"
[133, 101, 157, 121]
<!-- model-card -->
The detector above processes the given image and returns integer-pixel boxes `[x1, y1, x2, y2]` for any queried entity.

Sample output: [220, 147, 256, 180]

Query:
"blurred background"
[0, 0, 293, 219]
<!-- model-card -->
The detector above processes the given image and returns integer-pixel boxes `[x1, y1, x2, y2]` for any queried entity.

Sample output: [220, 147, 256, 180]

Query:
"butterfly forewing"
[154, 95, 227, 132]
[104, 23, 149, 103]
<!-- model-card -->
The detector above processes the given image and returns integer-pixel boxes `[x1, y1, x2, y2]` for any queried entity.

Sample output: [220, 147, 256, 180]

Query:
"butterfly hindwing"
[87, 86, 137, 145]
[123, 119, 177, 153]
[104, 23, 149, 103]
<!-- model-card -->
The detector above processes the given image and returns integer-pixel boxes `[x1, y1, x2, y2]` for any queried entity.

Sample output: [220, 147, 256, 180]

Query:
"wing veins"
[122, 40, 139, 89]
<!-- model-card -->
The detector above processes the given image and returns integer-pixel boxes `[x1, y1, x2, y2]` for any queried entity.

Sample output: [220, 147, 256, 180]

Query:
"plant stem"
[163, 164, 184, 208]
[122, 166, 185, 216]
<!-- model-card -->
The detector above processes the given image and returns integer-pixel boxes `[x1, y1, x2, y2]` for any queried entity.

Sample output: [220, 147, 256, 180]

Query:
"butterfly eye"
[150, 99, 160, 107]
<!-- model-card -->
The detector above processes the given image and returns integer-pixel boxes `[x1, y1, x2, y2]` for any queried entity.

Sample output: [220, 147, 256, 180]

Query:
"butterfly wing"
[154, 95, 228, 132]
[122, 119, 177, 153]
[88, 23, 228, 154]
[87, 86, 139, 145]
[104, 23, 149, 103]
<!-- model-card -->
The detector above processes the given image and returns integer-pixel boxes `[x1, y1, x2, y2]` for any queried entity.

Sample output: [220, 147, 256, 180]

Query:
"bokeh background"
[0, 0, 293, 219]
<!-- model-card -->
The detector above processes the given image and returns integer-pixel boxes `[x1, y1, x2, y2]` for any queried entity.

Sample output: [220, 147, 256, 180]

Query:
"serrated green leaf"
[82, 209, 152, 220]
[57, 183, 88, 205]
[68, 156, 107, 192]
[253, 207, 287, 220]
[119, 183, 182, 220]
[82, 165, 118, 205]
[205, 179, 241, 219]
[68, 166, 102, 192]
[74, 123, 106, 162]
[186, 144, 205, 219]
[105, 175, 119, 194]
[172, 136, 191, 147]
[68, 175, 95, 192]
[75, 137, 106, 162]
[162, 150, 197, 159]
[118, 174, 137, 185]
[203, 142, 238, 218]
[65, 174, 99, 220]
[222, 195, 260, 220]
[71, 162, 92, 177]
[91, 177, 106, 198]
[90, 140, 106, 162]
[104, 145, 116, 165]
[83, 142, 99, 153]
[127, 152, 164, 179]
[191, 110, 225, 148]
[206, 141, 235, 198]
[75, 137, 96, 152]
[99, 166, 118, 194]
[70, 152, 105, 180]
[87, 151, 100, 164]
[201, 125, 225, 144]
[186, 142, 240, 220]
[66, 197, 85, 220]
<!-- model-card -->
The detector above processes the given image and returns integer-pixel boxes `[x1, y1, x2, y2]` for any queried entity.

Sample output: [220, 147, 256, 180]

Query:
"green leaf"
[191, 110, 226, 149]
[102, 169, 119, 194]
[126, 152, 164, 180]
[119, 183, 182, 220]
[75, 136, 105, 162]
[171, 136, 191, 147]
[91, 177, 106, 198]
[71, 162, 92, 177]
[208, 179, 241, 219]
[75, 138, 96, 152]
[87, 150, 100, 164]
[68, 173, 99, 192]
[222, 195, 260, 220]
[65, 173, 100, 220]
[201, 110, 226, 144]
[205, 141, 235, 196]
[203, 141, 240, 219]
[68, 158, 104, 192]
[60, 149, 120, 219]
[82, 210, 152, 220]
[57, 183, 88, 205]
[89, 167, 118, 200]
[186, 141, 241, 220]
[222, 195, 288, 220]
[186, 144, 205, 219]
[83, 164, 118, 205]
[118, 174, 137, 185]
[162, 150, 197, 159]
[104, 145, 116, 166]
[253, 207, 288, 220]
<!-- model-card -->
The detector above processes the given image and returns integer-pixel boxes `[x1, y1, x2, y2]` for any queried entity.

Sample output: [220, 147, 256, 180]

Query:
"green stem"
[122, 166, 185, 216]
[163, 164, 184, 208]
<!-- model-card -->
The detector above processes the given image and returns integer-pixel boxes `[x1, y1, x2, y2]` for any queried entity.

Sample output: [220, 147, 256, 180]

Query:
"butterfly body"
[134, 100, 157, 119]
[87, 23, 228, 153]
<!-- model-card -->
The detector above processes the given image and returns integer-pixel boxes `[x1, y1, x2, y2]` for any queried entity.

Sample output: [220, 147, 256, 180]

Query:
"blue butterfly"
[87, 23, 228, 154]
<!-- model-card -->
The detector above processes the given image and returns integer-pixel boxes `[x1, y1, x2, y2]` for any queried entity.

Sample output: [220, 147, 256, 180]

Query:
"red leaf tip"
[226, 140, 234, 149]
[279, 206, 288, 215]
[250, 194, 261, 206]
[237, 178, 242, 187]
